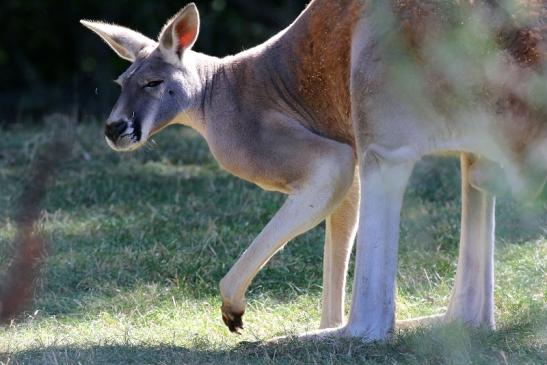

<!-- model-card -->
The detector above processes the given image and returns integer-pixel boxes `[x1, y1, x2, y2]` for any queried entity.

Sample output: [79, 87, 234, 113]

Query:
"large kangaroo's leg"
[446, 153, 496, 327]
[343, 153, 414, 340]
[320, 171, 360, 329]
[335, 16, 415, 339]
[397, 153, 496, 330]
[219, 130, 355, 333]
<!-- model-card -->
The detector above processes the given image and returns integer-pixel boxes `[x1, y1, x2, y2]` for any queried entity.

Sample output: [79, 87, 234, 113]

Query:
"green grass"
[0, 118, 545, 364]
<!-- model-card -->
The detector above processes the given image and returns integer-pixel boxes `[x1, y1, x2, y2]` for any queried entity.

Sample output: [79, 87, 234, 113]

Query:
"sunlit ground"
[0, 119, 545, 364]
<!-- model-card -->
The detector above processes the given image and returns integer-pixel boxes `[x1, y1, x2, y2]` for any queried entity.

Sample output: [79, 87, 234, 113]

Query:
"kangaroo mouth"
[132, 119, 142, 141]
[105, 119, 145, 152]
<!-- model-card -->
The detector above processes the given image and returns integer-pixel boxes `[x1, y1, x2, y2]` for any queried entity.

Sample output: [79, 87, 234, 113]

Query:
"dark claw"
[221, 304, 245, 333]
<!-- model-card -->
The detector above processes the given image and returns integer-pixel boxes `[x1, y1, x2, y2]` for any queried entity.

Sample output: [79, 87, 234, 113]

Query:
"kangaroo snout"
[104, 116, 143, 151]
[105, 120, 128, 142]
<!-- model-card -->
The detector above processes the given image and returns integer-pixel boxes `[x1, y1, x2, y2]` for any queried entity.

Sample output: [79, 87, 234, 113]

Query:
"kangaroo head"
[81, 3, 201, 151]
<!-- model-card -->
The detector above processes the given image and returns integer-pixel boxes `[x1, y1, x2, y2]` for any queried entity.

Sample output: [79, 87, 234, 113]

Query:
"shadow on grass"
[7, 314, 546, 365]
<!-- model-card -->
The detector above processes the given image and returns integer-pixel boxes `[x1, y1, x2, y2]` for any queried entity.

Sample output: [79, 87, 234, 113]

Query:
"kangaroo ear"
[80, 20, 156, 62]
[159, 3, 200, 62]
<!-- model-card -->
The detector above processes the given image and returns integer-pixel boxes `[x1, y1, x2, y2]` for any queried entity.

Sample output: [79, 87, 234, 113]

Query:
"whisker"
[143, 139, 157, 151]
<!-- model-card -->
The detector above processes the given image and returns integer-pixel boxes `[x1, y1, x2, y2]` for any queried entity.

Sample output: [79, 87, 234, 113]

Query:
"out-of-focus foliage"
[0, 0, 306, 123]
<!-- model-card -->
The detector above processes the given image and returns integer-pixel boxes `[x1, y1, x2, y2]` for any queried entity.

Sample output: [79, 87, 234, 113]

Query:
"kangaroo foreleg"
[219, 140, 355, 333]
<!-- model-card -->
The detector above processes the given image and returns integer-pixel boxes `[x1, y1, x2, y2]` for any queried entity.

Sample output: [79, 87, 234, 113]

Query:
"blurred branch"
[0, 116, 72, 322]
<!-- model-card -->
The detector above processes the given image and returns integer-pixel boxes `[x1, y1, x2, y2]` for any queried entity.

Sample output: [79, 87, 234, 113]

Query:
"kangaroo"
[82, 1, 361, 333]
[81, 0, 547, 341]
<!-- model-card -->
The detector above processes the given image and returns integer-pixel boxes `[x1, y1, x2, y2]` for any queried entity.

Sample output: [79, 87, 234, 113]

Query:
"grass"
[0, 117, 545, 364]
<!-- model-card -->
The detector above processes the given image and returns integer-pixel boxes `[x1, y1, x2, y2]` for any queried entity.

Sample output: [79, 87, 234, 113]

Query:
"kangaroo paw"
[221, 304, 245, 334]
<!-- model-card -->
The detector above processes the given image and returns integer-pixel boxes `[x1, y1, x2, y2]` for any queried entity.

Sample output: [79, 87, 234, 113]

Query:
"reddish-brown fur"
[270, 0, 545, 149]
[221, 0, 546, 192]
[286, 0, 362, 148]
[392, 0, 546, 67]
[196, 1, 363, 192]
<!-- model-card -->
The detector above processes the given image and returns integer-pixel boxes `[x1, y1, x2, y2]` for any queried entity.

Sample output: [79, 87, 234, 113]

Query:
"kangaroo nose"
[105, 121, 128, 141]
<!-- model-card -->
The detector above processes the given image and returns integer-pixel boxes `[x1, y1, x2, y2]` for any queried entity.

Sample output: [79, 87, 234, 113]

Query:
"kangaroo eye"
[144, 80, 163, 88]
